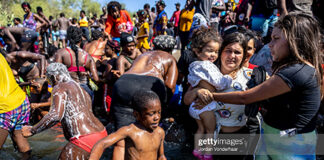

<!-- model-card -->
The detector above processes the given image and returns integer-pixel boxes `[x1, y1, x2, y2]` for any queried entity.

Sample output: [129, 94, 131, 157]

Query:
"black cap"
[157, 0, 166, 7]
[120, 33, 135, 46]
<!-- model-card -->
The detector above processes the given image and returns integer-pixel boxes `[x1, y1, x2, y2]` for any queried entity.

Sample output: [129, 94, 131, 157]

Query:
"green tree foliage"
[0, 0, 137, 27]
[0, 0, 103, 25]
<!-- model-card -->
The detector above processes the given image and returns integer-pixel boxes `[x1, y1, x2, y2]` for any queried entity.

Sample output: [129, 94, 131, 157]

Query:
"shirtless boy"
[21, 63, 107, 160]
[89, 90, 166, 160]
[111, 35, 177, 160]
[55, 13, 70, 48]
[115, 33, 141, 76]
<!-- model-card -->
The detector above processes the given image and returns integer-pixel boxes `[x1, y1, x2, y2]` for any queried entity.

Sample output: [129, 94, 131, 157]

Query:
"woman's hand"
[196, 88, 214, 106]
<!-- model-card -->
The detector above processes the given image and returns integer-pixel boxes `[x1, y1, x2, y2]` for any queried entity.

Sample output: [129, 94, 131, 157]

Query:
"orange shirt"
[105, 10, 133, 38]
[179, 8, 195, 32]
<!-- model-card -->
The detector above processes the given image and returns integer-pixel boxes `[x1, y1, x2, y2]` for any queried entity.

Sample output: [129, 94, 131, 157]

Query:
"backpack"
[245, 66, 267, 118]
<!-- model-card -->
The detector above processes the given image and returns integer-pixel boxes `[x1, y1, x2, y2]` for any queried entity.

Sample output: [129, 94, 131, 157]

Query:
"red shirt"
[170, 10, 181, 27]
[105, 10, 133, 38]
[248, 63, 258, 69]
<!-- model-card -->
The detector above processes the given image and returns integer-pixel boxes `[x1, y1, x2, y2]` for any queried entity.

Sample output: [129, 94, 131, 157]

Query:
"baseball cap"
[120, 33, 135, 46]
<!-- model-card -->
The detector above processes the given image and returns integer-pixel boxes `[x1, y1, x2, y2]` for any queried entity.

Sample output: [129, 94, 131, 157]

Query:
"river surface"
[0, 122, 195, 160]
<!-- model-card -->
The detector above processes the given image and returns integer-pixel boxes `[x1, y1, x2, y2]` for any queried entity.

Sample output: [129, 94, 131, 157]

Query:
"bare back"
[125, 50, 178, 92]
[55, 81, 104, 140]
[55, 47, 99, 83]
[84, 39, 107, 62]
[58, 17, 70, 30]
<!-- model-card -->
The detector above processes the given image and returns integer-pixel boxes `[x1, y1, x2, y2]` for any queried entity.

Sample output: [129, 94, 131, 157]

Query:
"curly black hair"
[132, 90, 160, 113]
[107, 1, 121, 13]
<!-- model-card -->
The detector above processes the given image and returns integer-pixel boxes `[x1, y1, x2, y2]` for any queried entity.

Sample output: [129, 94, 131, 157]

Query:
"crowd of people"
[0, 0, 323, 160]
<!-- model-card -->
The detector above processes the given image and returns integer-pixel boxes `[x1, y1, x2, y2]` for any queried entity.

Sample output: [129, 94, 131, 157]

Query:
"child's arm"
[89, 126, 129, 160]
[184, 81, 216, 106]
[31, 102, 51, 109]
[158, 129, 167, 160]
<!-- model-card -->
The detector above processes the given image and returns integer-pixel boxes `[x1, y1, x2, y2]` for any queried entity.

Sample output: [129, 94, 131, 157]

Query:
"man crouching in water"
[90, 90, 166, 160]
[21, 63, 107, 159]
[110, 35, 178, 160]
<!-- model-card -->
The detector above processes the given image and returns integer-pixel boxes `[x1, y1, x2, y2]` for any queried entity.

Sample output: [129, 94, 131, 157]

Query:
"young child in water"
[89, 90, 166, 160]
[187, 27, 232, 160]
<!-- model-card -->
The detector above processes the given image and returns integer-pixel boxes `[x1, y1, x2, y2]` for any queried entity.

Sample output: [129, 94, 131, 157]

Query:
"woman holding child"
[189, 13, 322, 159]
[184, 28, 253, 159]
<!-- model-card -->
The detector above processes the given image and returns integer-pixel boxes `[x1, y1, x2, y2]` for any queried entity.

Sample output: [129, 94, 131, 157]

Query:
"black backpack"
[245, 66, 267, 118]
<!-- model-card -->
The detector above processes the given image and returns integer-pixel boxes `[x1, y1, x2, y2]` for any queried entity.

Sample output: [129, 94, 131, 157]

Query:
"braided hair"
[67, 26, 83, 78]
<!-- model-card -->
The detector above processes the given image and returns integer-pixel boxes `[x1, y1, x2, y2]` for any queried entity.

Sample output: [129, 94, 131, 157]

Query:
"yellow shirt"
[79, 17, 88, 27]
[179, 8, 195, 32]
[0, 54, 26, 113]
[136, 22, 150, 49]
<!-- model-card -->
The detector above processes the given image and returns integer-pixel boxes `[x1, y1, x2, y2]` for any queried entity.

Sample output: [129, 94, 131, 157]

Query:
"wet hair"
[272, 13, 323, 84]
[46, 63, 71, 80]
[216, 32, 247, 69]
[132, 90, 160, 113]
[107, 1, 121, 14]
[67, 26, 83, 78]
[14, 18, 21, 23]
[60, 13, 65, 17]
[91, 30, 103, 41]
[47, 44, 58, 59]
[36, 6, 43, 12]
[190, 26, 222, 52]
[21, 2, 31, 9]
[144, 4, 150, 9]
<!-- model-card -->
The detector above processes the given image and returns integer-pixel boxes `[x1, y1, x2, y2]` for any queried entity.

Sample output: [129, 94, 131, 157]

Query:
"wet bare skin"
[2, 27, 35, 52]
[90, 99, 166, 160]
[92, 124, 165, 160]
[22, 78, 105, 159]
[116, 48, 142, 75]
[6, 51, 46, 82]
[84, 38, 108, 62]
[55, 47, 99, 84]
[125, 50, 178, 93]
